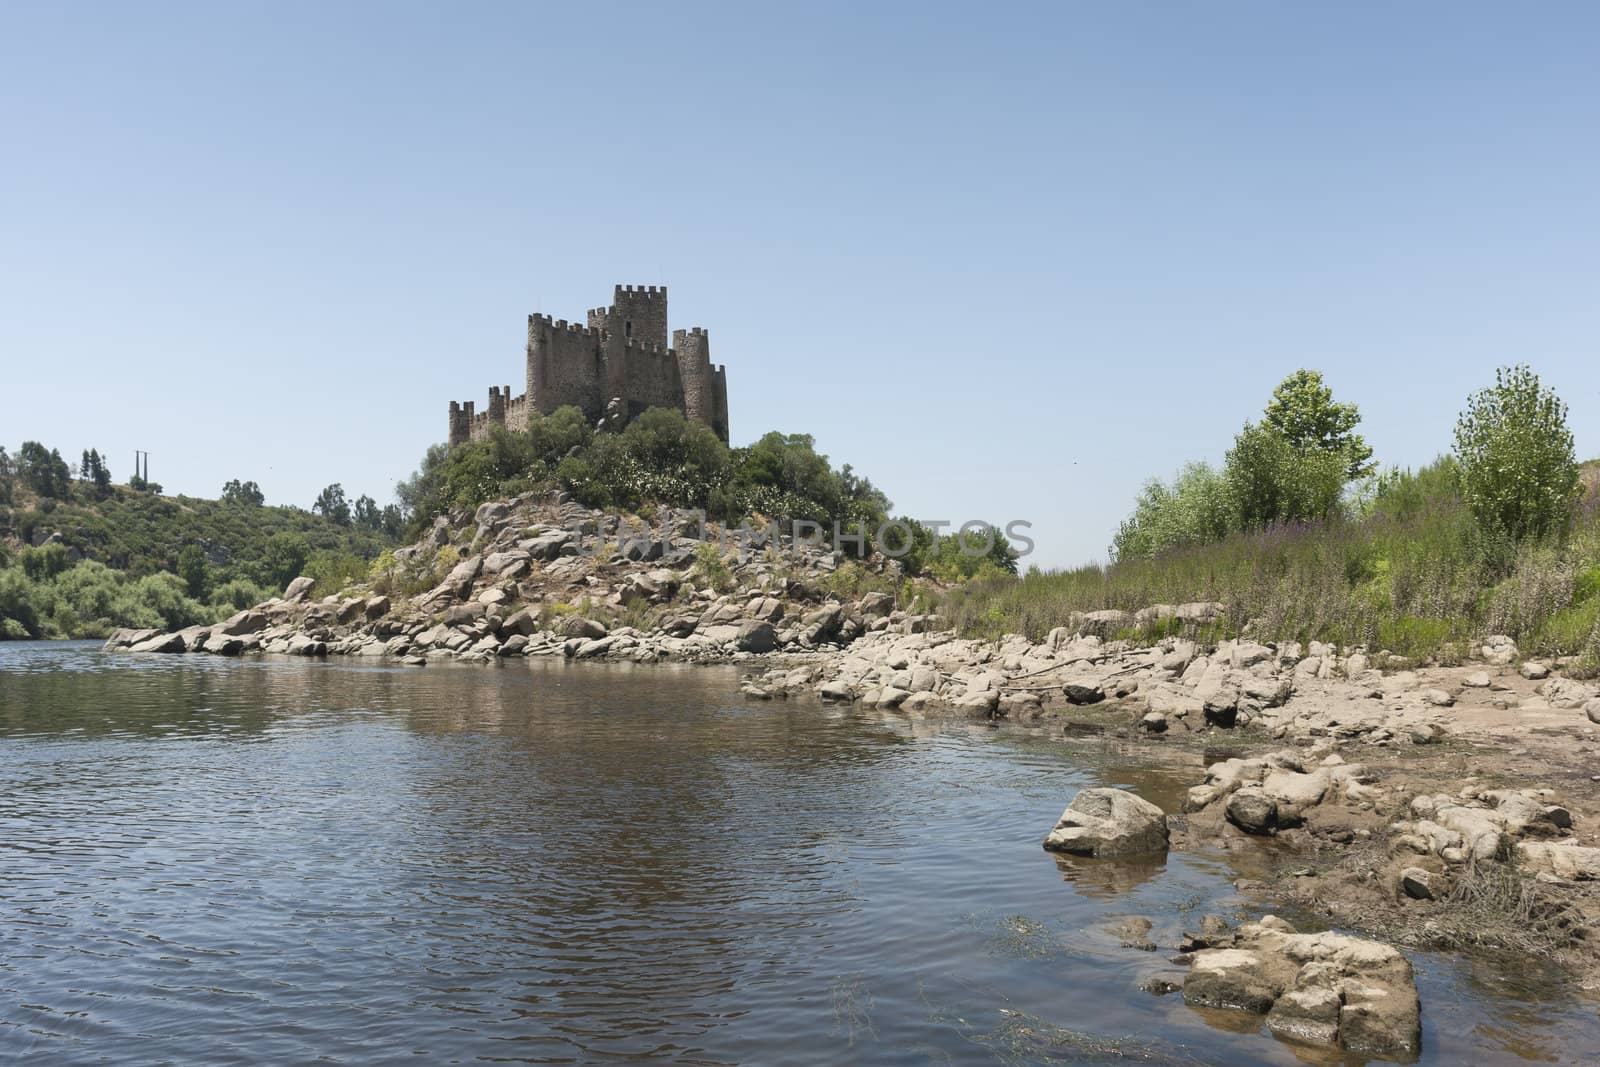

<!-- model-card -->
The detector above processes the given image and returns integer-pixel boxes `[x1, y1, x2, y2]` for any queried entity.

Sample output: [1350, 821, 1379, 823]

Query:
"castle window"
[625, 320, 632, 338]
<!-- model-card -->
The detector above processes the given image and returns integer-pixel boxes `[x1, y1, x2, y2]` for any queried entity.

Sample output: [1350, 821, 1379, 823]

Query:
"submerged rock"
[1043, 788, 1169, 858]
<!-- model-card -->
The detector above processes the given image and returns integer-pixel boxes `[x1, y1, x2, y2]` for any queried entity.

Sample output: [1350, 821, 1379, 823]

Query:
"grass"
[945, 461, 1600, 665]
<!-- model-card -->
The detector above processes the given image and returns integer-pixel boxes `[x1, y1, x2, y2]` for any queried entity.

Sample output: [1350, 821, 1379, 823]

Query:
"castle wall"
[711, 365, 729, 442]
[504, 393, 529, 432]
[528, 315, 605, 420]
[622, 342, 683, 418]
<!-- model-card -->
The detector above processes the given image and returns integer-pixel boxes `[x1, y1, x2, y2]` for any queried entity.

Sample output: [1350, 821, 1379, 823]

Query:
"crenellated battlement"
[452, 283, 729, 446]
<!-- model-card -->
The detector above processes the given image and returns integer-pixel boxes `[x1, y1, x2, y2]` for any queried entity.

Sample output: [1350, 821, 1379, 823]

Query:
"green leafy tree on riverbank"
[1453, 364, 1581, 542]
[1263, 369, 1376, 479]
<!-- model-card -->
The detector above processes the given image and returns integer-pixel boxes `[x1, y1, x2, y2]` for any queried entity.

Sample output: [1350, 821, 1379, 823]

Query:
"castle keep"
[448, 285, 729, 447]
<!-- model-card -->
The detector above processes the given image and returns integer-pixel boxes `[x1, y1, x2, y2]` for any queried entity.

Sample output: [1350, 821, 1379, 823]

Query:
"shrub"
[1453, 365, 1581, 542]
[304, 550, 369, 597]
[177, 543, 209, 599]
[209, 578, 271, 612]
[262, 531, 311, 590]
[1112, 463, 1235, 560]
[691, 542, 735, 593]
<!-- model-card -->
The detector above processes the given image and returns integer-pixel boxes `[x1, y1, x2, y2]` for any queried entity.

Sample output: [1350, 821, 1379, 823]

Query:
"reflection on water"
[0, 642, 1594, 1065]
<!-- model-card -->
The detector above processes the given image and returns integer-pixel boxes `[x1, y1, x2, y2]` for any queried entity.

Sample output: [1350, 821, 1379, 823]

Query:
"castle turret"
[526, 314, 550, 414]
[673, 327, 716, 436]
[611, 284, 668, 349]
[448, 400, 474, 447]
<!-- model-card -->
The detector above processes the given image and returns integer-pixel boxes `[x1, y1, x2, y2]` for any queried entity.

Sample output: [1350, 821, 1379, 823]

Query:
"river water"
[0, 642, 1594, 1065]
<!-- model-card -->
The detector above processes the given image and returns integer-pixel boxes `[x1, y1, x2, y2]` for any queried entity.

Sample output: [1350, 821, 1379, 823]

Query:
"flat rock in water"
[1182, 916, 1420, 1058]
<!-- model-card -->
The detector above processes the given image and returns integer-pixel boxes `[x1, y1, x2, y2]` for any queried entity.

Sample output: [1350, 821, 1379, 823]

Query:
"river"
[0, 642, 1594, 1064]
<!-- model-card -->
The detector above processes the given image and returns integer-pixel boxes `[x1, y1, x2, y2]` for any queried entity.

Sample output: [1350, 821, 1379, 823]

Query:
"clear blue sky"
[4, 2, 1597, 568]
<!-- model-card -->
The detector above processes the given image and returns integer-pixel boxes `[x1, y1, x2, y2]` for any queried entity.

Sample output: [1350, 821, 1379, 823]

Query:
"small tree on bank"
[1453, 364, 1580, 542]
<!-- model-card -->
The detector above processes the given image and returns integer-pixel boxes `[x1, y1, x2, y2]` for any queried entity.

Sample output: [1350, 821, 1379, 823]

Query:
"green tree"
[0, 445, 13, 505]
[352, 493, 381, 531]
[1452, 364, 1581, 542]
[88, 449, 112, 497]
[312, 483, 351, 525]
[176, 543, 210, 600]
[1262, 369, 1375, 479]
[20, 543, 71, 581]
[221, 478, 265, 506]
[263, 531, 311, 589]
[16, 441, 71, 498]
[1224, 422, 1349, 531]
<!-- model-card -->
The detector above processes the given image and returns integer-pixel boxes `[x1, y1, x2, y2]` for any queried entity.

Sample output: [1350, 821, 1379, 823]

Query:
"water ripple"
[0, 643, 1594, 1064]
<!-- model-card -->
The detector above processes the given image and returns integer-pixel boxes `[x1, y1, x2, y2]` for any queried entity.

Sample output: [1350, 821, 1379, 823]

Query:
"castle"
[448, 285, 729, 447]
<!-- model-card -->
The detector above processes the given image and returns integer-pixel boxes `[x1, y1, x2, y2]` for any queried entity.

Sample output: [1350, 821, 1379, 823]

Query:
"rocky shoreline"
[103, 491, 1600, 1059]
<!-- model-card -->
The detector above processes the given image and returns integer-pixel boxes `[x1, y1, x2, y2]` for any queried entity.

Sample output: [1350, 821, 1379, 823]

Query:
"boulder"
[563, 616, 608, 640]
[483, 549, 530, 575]
[1461, 670, 1492, 688]
[1183, 917, 1420, 1058]
[1587, 698, 1600, 725]
[282, 576, 315, 603]
[735, 620, 778, 653]
[1062, 682, 1105, 705]
[1481, 635, 1518, 666]
[443, 603, 486, 626]
[442, 554, 484, 597]
[1422, 688, 1455, 707]
[1538, 677, 1596, 710]
[661, 615, 698, 638]
[128, 631, 188, 653]
[1225, 790, 1279, 835]
[1399, 867, 1436, 900]
[1042, 788, 1169, 857]
[1519, 661, 1551, 680]
[520, 529, 577, 561]
[500, 608, 540, 637]
[215, 610, 269, 636]
[1516, 842, 1600, 881]
[201, 632, 245, 655]
[103, 627, 158, 650]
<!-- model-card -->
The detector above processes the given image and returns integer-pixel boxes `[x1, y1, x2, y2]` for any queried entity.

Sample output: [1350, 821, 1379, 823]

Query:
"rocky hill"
[105, 492, 933, 662]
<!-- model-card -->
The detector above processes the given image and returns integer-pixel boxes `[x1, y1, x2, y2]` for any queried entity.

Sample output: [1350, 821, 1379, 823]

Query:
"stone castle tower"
[448, 285, 729, 447]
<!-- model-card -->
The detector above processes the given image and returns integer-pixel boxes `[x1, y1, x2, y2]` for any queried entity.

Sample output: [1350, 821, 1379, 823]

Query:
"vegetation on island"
[397, 406, 1019, 583]
[946, 365, 1600, 672]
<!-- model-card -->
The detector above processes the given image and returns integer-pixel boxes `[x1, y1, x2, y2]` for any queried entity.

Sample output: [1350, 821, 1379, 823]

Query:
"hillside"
[0, 452, 396, 639]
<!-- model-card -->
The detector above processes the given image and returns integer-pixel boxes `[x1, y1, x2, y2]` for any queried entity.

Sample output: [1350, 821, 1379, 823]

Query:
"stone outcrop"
[1043, 788, 1168, 857]
[1184, 746, 1378, 835]
[1182, 916, 1421, 1058]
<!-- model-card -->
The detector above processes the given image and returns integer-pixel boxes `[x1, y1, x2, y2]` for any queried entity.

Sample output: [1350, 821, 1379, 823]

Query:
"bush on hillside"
[397, 407, 893, 550]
